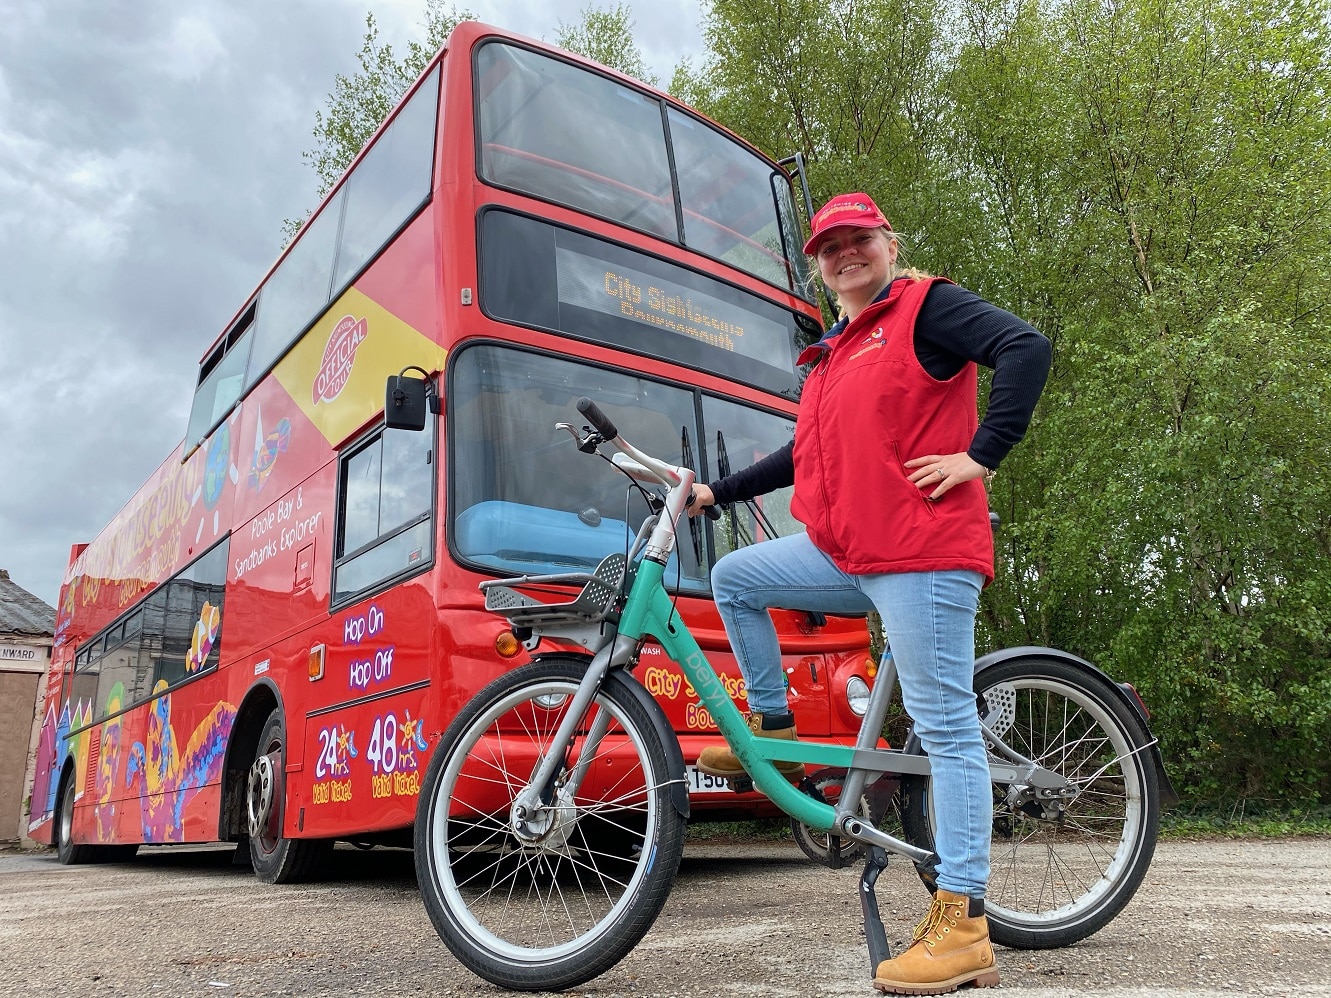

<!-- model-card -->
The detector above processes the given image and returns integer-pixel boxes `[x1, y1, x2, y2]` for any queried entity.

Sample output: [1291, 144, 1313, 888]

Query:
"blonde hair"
[883, 230, 932, 282]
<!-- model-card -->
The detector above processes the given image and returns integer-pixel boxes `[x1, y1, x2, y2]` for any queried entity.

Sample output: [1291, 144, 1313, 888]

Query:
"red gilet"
[791, 277, 994, 582]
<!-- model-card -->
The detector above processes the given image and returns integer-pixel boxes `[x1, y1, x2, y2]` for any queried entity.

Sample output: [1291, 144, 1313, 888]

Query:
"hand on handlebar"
[686, 483, 720, 520]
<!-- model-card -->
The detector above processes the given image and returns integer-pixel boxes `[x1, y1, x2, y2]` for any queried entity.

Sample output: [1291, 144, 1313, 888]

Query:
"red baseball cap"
[803, 192, 893, 254]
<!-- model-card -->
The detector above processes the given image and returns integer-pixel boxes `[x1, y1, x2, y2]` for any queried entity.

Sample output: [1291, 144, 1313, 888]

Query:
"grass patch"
[1161, 801, 1331, 839]
[685, 818, 790, 842]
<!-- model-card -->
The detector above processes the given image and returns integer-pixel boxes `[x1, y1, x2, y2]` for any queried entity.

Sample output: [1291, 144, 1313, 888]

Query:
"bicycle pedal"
[727, 775, 754, 794]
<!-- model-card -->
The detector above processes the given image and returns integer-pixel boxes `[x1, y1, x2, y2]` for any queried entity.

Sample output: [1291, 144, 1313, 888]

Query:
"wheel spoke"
[908, 663, 1158, 947]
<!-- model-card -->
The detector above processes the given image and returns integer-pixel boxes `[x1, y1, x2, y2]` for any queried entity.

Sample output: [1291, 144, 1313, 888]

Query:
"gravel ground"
[0, 837, 1327, 997]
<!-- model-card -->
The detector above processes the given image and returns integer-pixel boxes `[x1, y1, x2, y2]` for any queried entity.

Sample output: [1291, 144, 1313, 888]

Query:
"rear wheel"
[415, 658, 687, 991]
[900, 657, 1160, 949]
[247, 708, 330, 883]
[55, 775, 95, 865]
[54, 776, 138, 864]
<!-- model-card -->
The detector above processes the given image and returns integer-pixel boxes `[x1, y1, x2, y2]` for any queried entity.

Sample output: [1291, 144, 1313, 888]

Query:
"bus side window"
[152, 542, 228, 692]
[332, 421, 436, 607]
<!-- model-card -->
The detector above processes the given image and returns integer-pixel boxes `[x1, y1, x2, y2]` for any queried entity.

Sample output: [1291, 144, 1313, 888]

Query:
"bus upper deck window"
[475, 43, 675, 240]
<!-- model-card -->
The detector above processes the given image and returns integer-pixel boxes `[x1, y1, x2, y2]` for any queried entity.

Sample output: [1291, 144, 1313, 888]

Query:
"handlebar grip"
[576, 397, 618, 440]
[686, 492, 723, 521]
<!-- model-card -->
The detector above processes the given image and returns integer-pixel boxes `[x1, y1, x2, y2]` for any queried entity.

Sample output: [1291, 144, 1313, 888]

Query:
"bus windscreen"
[479, 210, 806, 397]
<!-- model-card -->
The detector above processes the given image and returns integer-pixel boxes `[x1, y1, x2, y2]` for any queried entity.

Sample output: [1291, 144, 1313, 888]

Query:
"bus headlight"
[846, 676, 871, 717]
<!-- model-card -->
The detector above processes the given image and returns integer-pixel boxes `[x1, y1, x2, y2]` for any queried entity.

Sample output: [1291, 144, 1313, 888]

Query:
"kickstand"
[859, 845, 892, 974]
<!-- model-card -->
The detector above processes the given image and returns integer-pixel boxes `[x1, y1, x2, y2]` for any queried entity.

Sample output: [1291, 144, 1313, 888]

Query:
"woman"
[691, 193, 1050, 995]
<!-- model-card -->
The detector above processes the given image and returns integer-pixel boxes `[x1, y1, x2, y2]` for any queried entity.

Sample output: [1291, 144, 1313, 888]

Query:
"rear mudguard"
[973, 646, 1178, 807]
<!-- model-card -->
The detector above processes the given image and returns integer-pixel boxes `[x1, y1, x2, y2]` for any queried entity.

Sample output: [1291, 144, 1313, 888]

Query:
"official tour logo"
[313, 315, 369, 405]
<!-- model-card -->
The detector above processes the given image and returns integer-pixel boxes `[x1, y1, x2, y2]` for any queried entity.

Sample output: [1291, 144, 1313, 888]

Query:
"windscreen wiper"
[681, 424, 704, 566]
[715, 430, 780, 547]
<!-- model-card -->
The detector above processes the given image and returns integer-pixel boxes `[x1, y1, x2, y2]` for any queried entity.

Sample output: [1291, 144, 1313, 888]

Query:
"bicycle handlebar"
[689, 493, 723, 522]
[577, 397, 720, 521]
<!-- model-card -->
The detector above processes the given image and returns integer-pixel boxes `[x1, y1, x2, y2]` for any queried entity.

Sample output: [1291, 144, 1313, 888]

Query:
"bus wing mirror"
[385, 371, 438, 431]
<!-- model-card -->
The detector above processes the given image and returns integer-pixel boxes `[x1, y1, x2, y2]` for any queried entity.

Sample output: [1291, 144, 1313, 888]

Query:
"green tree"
[680, 0, 1331, 803]
[1053, 0, 1331, 801]
[555, 3, 658, 86]
[303, 2, 473, 204]
[671, 0, 968, 286]
[940, 0, 1331, 800]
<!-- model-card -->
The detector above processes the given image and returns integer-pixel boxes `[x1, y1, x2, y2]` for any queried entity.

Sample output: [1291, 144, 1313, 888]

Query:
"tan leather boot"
[695, 712, 804, 780]
[872, 890, 999, 995]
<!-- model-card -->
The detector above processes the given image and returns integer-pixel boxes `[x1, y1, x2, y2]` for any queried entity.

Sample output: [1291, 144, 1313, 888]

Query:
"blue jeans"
[710, 532, 990, 898]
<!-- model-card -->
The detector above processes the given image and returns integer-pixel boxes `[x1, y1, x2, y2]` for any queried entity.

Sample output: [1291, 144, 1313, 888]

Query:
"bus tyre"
[55, 774, 97, 865]
[899, 656, 1160, 950]
[55, 774, 140, 864]
[247, 708, 330, 884]
[415, 657, 688, 991]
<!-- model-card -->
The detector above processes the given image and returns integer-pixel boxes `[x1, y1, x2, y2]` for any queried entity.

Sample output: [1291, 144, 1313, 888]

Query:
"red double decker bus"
[28, 22, 873, 880]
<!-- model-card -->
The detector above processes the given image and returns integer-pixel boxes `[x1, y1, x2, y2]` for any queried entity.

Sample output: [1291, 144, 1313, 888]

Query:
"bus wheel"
[55, 774, 97, 865]
[246, 708, 329, 884]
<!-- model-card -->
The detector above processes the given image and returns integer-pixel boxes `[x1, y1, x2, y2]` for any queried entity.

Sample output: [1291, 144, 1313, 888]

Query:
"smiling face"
[815, 226, 899, 319]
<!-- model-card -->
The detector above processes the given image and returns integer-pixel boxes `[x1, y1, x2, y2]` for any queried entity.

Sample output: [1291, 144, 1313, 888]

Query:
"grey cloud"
[0, 0, 703, 608]
[0, 0, 371, 604]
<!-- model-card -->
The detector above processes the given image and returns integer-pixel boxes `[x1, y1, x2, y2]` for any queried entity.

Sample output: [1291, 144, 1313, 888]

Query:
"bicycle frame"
[495, 408, 1072, 869]
[625, 556, 1074, 860]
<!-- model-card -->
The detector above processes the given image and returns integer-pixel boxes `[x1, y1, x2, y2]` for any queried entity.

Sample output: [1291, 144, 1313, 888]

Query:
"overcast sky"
[0, 0, 705, 609]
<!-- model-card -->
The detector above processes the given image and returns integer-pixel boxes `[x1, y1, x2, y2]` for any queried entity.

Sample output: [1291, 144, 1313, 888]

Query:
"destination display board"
[480, 209, 807, 396]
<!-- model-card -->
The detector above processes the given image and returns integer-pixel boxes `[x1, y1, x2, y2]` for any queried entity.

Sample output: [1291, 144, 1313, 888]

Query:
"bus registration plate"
[684, 765, 735, 794]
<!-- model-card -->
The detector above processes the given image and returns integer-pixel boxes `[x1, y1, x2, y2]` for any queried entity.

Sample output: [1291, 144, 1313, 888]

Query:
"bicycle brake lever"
[554, 421, 603, 453]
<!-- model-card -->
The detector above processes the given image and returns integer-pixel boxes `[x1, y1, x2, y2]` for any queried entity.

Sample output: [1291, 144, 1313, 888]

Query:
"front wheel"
[900, 657, 1160, 949]
[414, 658, 687, 991]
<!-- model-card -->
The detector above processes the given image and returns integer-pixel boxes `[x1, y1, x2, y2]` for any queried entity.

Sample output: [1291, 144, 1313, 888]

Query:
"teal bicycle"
[414, 398, 1171, 991]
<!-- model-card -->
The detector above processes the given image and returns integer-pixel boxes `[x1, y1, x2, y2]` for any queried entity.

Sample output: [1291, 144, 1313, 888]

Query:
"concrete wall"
[1, 669, 41, 843]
